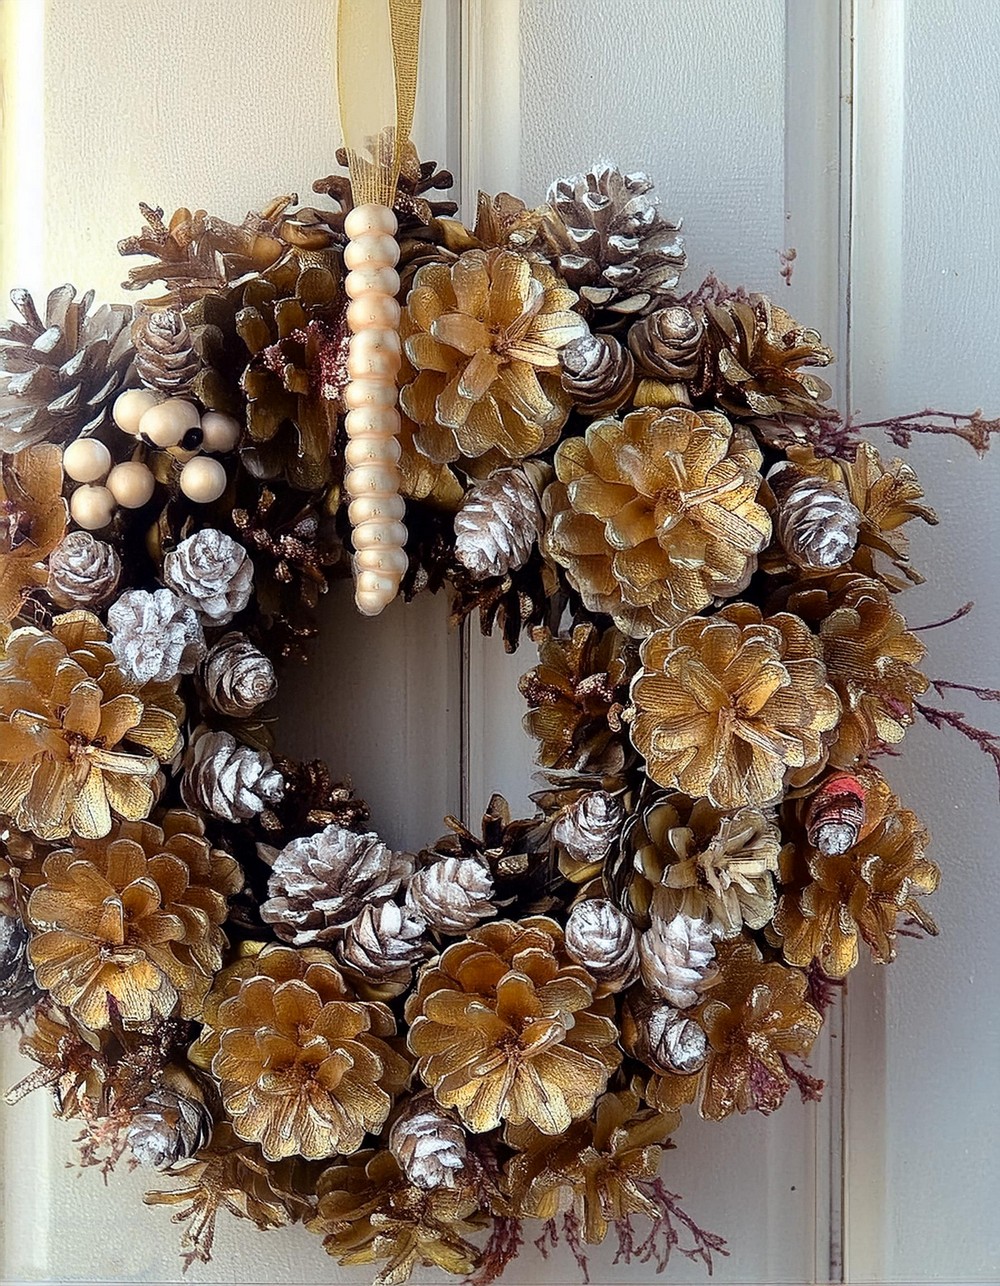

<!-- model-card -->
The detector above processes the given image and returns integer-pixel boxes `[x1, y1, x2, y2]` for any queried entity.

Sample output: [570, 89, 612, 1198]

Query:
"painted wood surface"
[1, 1, 998, 1282]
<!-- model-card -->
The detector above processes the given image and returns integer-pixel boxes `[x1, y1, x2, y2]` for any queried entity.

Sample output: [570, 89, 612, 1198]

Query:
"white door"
[1, 1, 998, 1282]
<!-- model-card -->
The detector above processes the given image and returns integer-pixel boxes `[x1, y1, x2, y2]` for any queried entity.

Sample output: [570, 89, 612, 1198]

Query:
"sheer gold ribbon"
[336, 0, 423, 208]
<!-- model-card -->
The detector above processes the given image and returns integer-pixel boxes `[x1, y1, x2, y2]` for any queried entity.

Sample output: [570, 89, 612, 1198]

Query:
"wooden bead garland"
[342, 202, 408, 617]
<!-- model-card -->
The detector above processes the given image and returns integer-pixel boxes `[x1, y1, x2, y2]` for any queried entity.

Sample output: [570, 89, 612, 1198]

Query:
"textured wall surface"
[1, 0, 998, 1282]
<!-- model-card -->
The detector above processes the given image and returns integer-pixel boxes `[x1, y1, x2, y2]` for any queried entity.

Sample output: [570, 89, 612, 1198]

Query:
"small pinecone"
[560, 333, 635, 415]
[46, 530, 121, 609]
[0, 285, 133, 451]
[164, 529, 254, 625]
[454, 466, 544, 579]
[338, 901, 427, 988]
[628, 305, 705, 380]
[203, 632, 277, 718]
[773, 469, 862, 570]
[639, 904, 717, 1008]
[260, 824, 413, 946]
[108, 588, 206, 685]
[133, 308, 201, 395]
[0, 911, 43, 1023]
[389, 1093, 469, 1191]
[181, 726, 284, 823]
[540, 164, 686, 320]
[623, 990, 708, 1075]
[126, 1082, 214, 1169]
[551, 790, 624, 862]
[564, 898, 639, 992]
[406, 856, 495, 934]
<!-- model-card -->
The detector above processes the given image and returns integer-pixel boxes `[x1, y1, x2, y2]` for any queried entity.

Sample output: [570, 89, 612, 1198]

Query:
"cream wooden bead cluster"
[343, 203, 408, 617]
[112, 389, 241, 506]
[62, 434, 155, 531]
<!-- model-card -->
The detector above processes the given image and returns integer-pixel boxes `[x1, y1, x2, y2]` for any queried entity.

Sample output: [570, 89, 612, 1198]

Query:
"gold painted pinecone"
[0, 611, 183, 841]
[503, 1089, 679, 1244]
[400, 249, 587, 463]
[453, 464, 545, 579]
[628, 304, 705, 380]
[629, 604, 840, 808]
[544, 407, 771, 637]
[700, 294, 833, 425]
[189, 943, 409, 1161]
[563, 898, 639, 993]
[560, 332, 636, 415]
[133, 308, 201, 394]
[308, 1148, 485, 1285]
[389, 1093, 469, 1191]
[406, 917, 621, 1134]
[0, 910, 43, 1022]
[27, 810, 241, 1028]
[519, 623, 633, 777]
[0, 443, 67, 624]
[538, 164, 686, 322]
[0, 285, 133, 451]
[615, 794, 780, 936]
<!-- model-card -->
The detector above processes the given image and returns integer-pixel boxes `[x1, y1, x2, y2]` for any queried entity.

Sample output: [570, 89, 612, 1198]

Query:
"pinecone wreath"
[0, 135, 983, 1286]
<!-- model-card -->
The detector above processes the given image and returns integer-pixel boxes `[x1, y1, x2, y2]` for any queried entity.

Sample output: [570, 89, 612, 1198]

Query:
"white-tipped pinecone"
[163, 528, 254, 624]
[108, 588, 206, 685]
[773, 470, 862, 570]
[454, 466, 544, 579]
[564, 898, 639, 992]
[389, 1093, 469, 1191]
[406, 856, 495, 934]
[639, 903, 717, 1008]
[125, 1083, 213, 1169]
[203, 632, 277, 718]
[260, 824, 413, 947]
[46, 531, 122, 609]
[181, 726, 284, 823]
[560, 332, 635, 415]
[337, 900, 427, 990]
[541, 164, 686, 318]
[133, 309, 200, 396]
[552, 790, 624, 862]
[0, 911, 43, 1022]
[626, 990, 708, 1074]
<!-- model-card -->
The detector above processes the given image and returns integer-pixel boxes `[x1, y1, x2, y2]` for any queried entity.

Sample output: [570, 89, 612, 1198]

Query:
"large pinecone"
[133, 308, 201, 395]
[260, 824, 413, 947]
[453, 465, 545, 579]
[181, 726, 284, 823]
[539, 165, 686, 323]
[0, 285, 134, 451]
[0, 910, 43, 1022]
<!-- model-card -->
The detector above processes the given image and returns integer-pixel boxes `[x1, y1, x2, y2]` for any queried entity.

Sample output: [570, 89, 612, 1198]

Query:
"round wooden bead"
[70, 484, 116, 530]
[344, 266, 400, 299]
[352, 519, 408, 549]
[348, 493, 406, 525]
[63, 437, 112, 483]
[200, 411, 242, 453]
[347, 294, 401, 332]
[344, 203, 398, 239]
[344, 379, 398, 411]
[345, 462, 401, 498]
[347, 330, 402, 380]
[113, 388, 162, 436]
[138, 398, 200, 448]
[345, 406, 400, 437]
[106, 461, 155, 509]
[180, 456, 227, 504]
[344, 233, 401, 272]
[345, 436, 402, 469]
